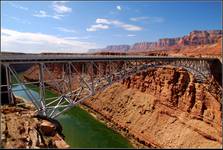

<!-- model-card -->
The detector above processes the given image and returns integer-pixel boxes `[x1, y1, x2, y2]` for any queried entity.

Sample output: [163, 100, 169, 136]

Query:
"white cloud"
[55, 27, 76, 33]
[33, 10, 64, 20]
[86, 24, 109, 32]
[130, 16, 164, 23]
[116, 6, 122, 11]
[53, 1, 72, 14]
[52, 14, 64, 20]
[1, 28, 97, 53]
[113, 34, 136, 37]
[9, 2, 28, 11]
[33, 1, 72, 20]
[33, 10, 49, 18]
[93, 18, 142, 31]
[96, 18, 111, 24]
[130, 17, 149, 22]
[127, 34, 136, 37]
[63, 37, 79, 40]
[63, 36, 91, 40]
[120, 24, 142, 31]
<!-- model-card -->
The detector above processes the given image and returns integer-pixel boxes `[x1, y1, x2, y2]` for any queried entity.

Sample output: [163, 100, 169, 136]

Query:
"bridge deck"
[0, 54, 219, 64]
[1, 53, 221, 118]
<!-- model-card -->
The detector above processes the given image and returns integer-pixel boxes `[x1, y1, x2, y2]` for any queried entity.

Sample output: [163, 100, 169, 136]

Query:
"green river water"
[12, 84, 133, 148]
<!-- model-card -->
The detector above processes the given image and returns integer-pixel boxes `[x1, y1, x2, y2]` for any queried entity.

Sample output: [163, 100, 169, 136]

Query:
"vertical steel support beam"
[108, 60, 112, 84]
[82, 63, 85, 78]
[135, 60, 138, 72]
[201, 60, 205, 71]
[39, 63, 46, 116]
[90, 61, 95, 95]
[97, 63, 101, 78]
[61, 63, 65, 94]
[80, 62, 85, 87]
[123, 61, 126, 76]
[197, 60, 201, 72]
[5, 64, 14, 104]
[195, 61, 199, 71]
[68, 62, 72, 97]
[205, 60, 209, 74]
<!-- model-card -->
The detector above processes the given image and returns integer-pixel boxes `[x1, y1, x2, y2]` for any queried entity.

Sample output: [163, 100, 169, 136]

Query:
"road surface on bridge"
[0, 54, 219, 64]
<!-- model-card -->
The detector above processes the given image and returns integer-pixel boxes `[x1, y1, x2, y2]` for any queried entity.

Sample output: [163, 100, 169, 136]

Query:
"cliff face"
[89, 45, 131, 53]
[131, 42, 157, 51]
[83, 67, 222, 148]
[100, 45, 131, 52]
[158, 38, 181, 47]
[90, 30, 222, 55]
[130, 30, 222, 51]
[179, 30, 222, 45]
[168, 37, 222, 57]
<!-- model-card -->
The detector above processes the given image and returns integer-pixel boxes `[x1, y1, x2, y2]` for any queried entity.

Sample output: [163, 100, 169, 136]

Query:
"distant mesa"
[89, 30, 222, 56]
[89, 45, 131, 53]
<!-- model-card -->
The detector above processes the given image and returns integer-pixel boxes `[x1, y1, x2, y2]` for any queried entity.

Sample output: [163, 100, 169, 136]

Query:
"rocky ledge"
[0, 99, 69, 148]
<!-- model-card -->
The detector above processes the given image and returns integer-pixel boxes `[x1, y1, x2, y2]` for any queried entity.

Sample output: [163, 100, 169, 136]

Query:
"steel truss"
[1, 59, 221, 118]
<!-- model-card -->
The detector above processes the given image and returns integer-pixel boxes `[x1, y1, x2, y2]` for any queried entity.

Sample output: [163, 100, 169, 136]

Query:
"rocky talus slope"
[83, 67, 222, 148]
[0, 100, 69, 148]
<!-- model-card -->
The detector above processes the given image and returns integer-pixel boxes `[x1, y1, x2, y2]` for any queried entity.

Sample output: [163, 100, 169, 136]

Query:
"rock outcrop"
[39, 120, 57, 136]
[0, 101, 70, 149]
[98, 45, 131, 52]
[179, 30, 222, 46]
[83, 67, 222, 148]
[131, 42, 157, 51]
[171, 37, 222, 56]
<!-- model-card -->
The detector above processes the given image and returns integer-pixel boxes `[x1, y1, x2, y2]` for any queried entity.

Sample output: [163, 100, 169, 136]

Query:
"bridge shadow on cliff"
[209, 59, 222, 87]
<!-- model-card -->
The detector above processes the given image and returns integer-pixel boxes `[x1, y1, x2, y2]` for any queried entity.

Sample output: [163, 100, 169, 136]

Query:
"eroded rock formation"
[0, 100, 69, 149]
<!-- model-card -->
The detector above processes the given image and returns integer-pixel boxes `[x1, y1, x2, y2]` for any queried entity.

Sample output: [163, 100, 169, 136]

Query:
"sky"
[1, 1, 222, 53]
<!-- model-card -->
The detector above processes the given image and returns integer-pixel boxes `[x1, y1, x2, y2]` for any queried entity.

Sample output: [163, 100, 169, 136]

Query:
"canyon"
[1, 29, 222, 148]
[84, 67, 222, 148]
[21, 62, 222, 148]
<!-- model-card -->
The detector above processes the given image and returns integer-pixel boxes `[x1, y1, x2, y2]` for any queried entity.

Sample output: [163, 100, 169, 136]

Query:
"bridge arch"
[1, 55, 221, 118]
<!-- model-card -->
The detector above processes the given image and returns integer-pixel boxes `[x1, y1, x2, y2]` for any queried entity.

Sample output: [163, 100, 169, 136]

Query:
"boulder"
[39, 120, 56, 136]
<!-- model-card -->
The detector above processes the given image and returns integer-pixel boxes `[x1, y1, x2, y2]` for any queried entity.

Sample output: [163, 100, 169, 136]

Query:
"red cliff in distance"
[91, 30, 222, 57]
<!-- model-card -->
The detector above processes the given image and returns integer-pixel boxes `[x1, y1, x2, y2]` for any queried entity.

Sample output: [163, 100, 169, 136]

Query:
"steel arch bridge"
[0, 54, 222, 118]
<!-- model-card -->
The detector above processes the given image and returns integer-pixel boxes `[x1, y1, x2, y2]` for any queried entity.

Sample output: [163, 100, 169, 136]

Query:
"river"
[12, 84, 133, 148]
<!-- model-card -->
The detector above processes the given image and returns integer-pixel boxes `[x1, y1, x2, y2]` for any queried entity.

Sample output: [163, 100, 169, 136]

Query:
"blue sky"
[1, 1, 222, 53]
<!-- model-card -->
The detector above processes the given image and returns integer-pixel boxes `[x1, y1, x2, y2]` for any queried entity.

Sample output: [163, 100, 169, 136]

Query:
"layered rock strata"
[90, 30, 222, 55]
